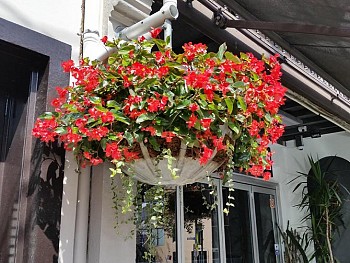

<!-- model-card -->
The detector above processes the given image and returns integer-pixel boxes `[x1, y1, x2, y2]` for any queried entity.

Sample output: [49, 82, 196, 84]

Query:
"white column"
[59, 152, 79, 263]
[73, 167, 91, 263]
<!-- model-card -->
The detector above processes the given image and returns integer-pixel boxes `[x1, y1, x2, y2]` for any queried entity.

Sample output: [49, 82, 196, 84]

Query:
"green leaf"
[240, 52, 249, 60]
[226, 77, 234, 84]
[111, 111, 130, 124]
[224, 98, 234, 114]
[217, 43, 227, 60]
[100, 138, 107, 150]
[264, 113, 272, 122]
[233, 81, 245, 88]
[285, 229, 309, 263]
[138, 77, 157, 89]
[224, 52, 241, 63]
[237, 96, 247, 111]
[175, 99, 191, 109]
[149, 137, 160, 151]
[39, 112, 59, 119]
[106, 100, 120, 110]
[228, 121, 240, 135]
[124, 131, 134, 145]
[95, 105, 107, 112]
[153, 38, 166, 50]
[89, 96, 101, 104]
[117, 45, 135, 55]
[136, 113, 156, 123]
[55, 127, 67, 134]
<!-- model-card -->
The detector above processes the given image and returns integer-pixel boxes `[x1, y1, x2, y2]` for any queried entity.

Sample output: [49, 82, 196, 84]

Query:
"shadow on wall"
[28, 140, 65, 262]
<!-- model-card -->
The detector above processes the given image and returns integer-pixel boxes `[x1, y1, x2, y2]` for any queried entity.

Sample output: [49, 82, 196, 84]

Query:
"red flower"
[61, 59, 74, 72]
[75, 118, 87, 128]
[182, 42, 207, 61]
[249, 120, 260, 136]
[90, 157, 103, 166]
[101, 36, 108, 44]
[150, 27, 162, 38]
[199, 145, 213, 165]
[32, 118, 58, 142]
[200, 118, 212, 130]
[101, 111, 114, 123]
[87, 126, 109, 141]
[189, 103, 199, 112]
[56, 87, 68, 98]
[157, 66, 169, 78]
[263, 171, 271, 181]
[212, 136, 226, 151]
[155, 51, 165, 64]
[187, 113, 198, 129]
[138, 35, 146, 42]
[51, 98, 64, 108]
[88, 107, 103, 120]
[248, 165, 264, 177]
[161, 131, 176, 142]
[123, 75, 131, 87]
[83, 151, 92, 160]
[142, 126, 157, 136]
[147, 98, 161, 112]
[105, 142, 122, 160]
[123, 148, 139, 162]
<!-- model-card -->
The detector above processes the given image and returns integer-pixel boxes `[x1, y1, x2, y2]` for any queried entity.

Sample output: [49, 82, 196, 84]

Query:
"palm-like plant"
[292, 156, 343, 263]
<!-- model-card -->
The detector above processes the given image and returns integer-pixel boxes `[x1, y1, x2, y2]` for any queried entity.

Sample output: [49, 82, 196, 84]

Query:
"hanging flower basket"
[123, 134, 228, 185]
[32, 31, 286, 207]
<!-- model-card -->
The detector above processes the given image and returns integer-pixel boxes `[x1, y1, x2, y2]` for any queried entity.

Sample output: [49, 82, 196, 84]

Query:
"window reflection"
[136, 186, 177, 263]
[182, 183, 220, 263]
[254, 193, 277, 263]
[135, 183, 220, 263]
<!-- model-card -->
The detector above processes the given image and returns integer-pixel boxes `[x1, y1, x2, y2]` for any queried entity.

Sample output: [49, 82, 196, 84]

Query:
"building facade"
[1, 0, 350, 262]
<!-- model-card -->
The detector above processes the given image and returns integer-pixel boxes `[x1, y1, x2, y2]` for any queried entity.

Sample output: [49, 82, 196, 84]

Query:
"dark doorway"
[0, 40, 46, 262]
[0, 17, 71, 263]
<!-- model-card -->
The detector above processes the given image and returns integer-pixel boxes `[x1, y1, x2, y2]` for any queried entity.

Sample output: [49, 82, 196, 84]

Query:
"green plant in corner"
[292, 156, 343, 263]
[278, 221, 310, 263]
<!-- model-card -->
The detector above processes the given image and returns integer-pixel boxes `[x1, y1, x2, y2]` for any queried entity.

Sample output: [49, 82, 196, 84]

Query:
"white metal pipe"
[118, 2, 179, 40]
[83, 32, 116, 61]
[163, 19, 172, 47]
[72, 0, 103, 261]
[176, 186, 185, 263]
[73, 167, 91, 263]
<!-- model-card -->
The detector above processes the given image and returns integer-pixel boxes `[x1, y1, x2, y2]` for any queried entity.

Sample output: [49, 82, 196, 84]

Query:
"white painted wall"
[88, 164, 136, 263]
[269, 131, 350, 260]
[271, 131, 350, 228]
[0, 0, 82, 60]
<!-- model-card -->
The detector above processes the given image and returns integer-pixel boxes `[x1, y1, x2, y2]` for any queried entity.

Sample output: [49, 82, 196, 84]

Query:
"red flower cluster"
[33, 36, 286, 180]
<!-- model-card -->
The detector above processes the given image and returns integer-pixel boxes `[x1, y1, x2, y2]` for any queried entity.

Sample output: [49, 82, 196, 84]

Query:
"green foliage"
[292, 156, 344, 263]
[278, 221, 310, 263]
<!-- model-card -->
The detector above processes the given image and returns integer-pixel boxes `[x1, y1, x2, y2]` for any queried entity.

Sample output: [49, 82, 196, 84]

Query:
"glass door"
[222, 183, 282, 263]
[252, 187, 281, 263]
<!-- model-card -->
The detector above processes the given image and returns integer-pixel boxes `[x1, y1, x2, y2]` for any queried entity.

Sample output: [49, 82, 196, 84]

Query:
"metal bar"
[216, 179, 227, 263]
[225, 20, 350, 37]
[176, 186, 185, 263]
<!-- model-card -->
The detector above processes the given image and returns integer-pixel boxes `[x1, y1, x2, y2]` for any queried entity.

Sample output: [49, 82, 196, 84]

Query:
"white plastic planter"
[122, 140, 225, 185]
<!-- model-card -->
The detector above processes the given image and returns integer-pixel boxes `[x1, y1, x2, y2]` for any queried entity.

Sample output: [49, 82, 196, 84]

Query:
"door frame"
[220, 172, 284, 263]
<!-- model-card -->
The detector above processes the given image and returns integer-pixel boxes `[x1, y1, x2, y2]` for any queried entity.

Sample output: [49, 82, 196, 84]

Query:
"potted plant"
[32, 31, 286, 250]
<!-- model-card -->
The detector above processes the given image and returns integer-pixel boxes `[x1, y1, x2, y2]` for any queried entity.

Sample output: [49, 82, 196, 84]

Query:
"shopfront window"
[135, 178, 282, 263]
